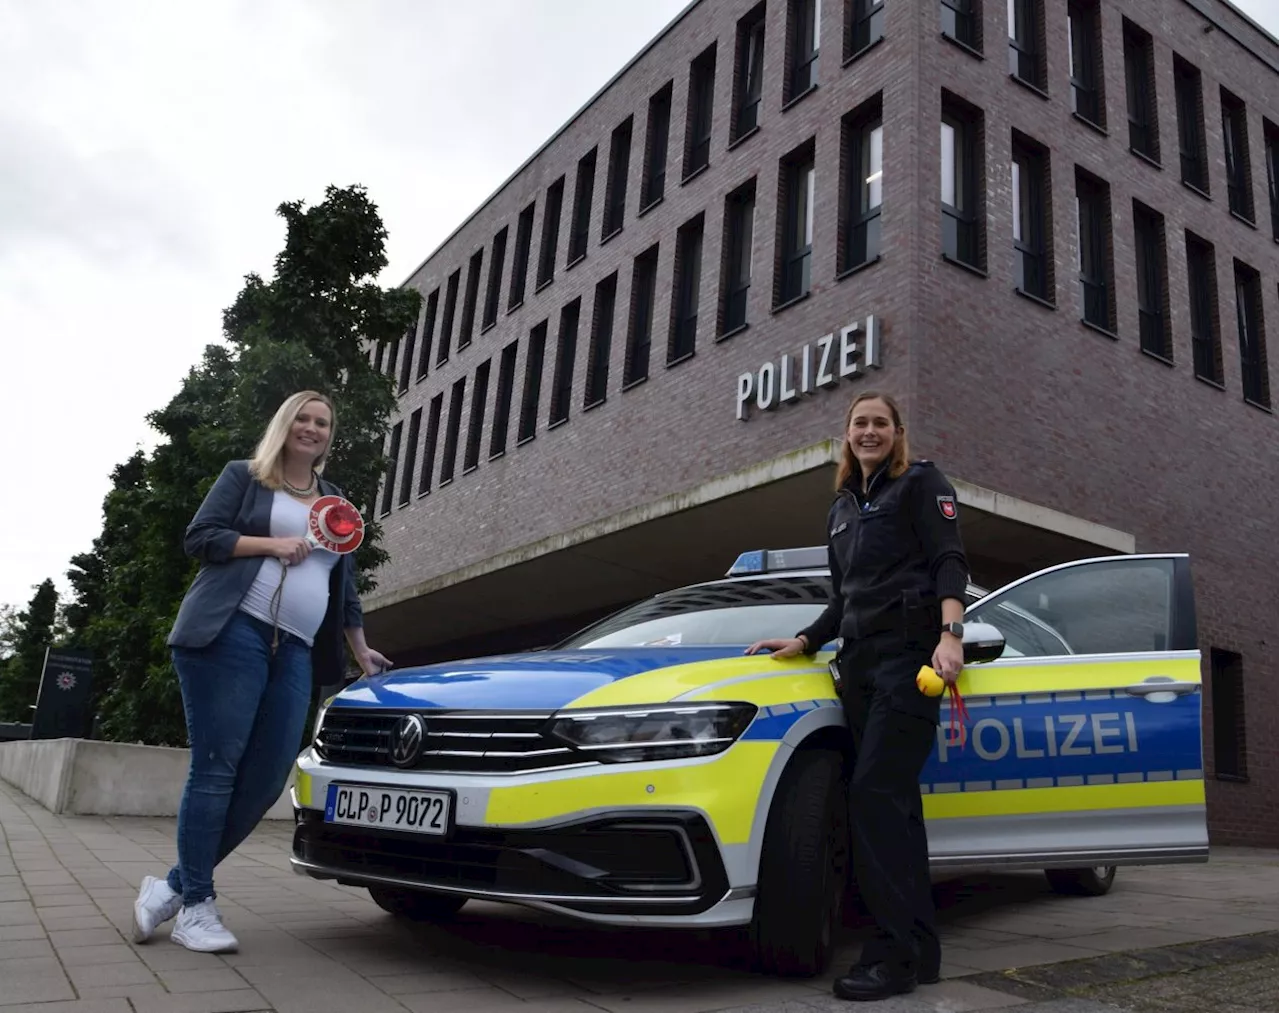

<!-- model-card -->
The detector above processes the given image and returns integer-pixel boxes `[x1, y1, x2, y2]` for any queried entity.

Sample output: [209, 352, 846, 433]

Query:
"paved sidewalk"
[0, 779, 1275, 1013]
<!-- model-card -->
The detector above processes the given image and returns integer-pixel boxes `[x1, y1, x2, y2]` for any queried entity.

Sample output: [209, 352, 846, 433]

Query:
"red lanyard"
[944, 681, 971, 749]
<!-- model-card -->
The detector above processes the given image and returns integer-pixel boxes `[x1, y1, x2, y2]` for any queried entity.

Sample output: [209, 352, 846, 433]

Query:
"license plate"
[324, 783, 452, 836]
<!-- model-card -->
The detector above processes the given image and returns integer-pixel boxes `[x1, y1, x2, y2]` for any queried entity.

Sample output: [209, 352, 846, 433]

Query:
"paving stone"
[0, 923, 47, 941]
[65, 959, 159, 990]
[0, 937, 55, 960]
[156, 968, 255, 993]
[0, 1001, 132, 1013]
[0, 900, 39, 926]
[57, 942, 147, 966]
[127, 991, 274, 1013]
[48, 927, 127, 948]
[0, 956, 77, 1004]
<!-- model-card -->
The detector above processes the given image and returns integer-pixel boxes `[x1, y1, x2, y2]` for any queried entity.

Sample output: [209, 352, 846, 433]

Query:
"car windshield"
[558, 575, 835, 648]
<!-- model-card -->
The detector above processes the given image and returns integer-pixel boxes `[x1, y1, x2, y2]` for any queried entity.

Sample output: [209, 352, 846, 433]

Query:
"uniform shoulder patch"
[936, 495, 957, 520]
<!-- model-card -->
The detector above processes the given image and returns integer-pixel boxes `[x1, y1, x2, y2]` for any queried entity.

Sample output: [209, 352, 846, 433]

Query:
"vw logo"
[388, 714, 425, 768]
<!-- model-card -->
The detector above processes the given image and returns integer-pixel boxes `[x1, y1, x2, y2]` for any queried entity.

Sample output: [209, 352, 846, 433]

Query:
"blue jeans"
[167, 611, 312, 906]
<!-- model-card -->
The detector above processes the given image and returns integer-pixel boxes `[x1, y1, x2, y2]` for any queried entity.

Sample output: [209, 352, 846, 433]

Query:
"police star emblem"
[937, 495, 957, 520]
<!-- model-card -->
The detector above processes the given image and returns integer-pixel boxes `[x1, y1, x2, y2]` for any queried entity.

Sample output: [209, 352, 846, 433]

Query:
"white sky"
[1, 0, 1277, 612]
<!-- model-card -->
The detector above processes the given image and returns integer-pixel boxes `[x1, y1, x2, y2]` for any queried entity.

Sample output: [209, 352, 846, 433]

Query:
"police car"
[289, 549, 1207, 976]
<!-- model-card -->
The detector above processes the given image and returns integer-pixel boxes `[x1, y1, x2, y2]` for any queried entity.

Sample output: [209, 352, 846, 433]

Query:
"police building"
[364, 0, 1278, 846]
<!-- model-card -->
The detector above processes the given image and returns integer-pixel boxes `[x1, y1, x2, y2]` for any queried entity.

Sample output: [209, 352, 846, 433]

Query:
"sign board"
[31, 649, 95, 740]
[735, 314, 882, 420]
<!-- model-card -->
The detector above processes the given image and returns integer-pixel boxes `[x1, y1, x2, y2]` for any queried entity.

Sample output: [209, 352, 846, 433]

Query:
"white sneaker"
[131, 875, 182, 943]
[169, 898, 239, 953]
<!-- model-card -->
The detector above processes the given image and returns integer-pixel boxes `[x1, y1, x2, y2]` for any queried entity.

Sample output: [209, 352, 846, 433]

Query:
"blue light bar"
[726, 546, 828, 576]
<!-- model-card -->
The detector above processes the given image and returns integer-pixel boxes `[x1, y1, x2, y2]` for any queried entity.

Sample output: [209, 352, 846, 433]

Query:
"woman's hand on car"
[745, 636, 807, 659]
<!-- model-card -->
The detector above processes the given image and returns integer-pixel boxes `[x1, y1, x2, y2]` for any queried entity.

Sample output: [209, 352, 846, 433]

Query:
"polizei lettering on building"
[735, 315, 882, 420]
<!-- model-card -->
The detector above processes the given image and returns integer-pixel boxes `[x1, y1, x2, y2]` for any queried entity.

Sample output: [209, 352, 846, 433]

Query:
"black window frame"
[1068, 0, 1104, 129]
[669, 213, 705, 364]
[536, 177, 565, 289]
[786, 0, 820, 103]
[585, 273, 618, 408]
[397, 321, 417, 394]
[641, 83, 673, 209]
[482, 227, 508, 332]
[459, 248, 484, 351]
[683, 45, 717, 180]
[1075, 167, 1116, 333]
[840, 97, 884, 273]
[1185, 231, 1223, 386]
[1234, 260, 1270, 408]
[1012, 131, 1053, 302]
[417, 393, 443, 496]
[603, 120, 632, 239]
[1221, 88, 1254, 223]
[382, 335, 399, 379]
[379, 421, 402, 517]
[517, 321, 548, 444]
[1132, 200, 1171, 361]
[940, 93, 985, 271]
[416, 288, 438, 379]
[1122, 19, 1160, 163]
[438, 269, 460, 366]
[439, 377, 466, 486]
[941, 0, 981, 53]
[1008, 0, 1045, 91]
[720, 179, 756, 335]
[732, 4, 766, 141]
[1210, 648, 1248, 781]
[847, 0, 885, 59]
[508, 202, 535, 310]
[624, 245, 660, 387]
[1173, 56, 1209, 193]
[567, 148, 598, 266]
[776, 141, 816, 306]
[490, 340, 519, 459]
[1263, 118, 1278, 241]
[549, 299, 581, 427]
[464, 359, 491, 473]
[398, 407, 422, 506]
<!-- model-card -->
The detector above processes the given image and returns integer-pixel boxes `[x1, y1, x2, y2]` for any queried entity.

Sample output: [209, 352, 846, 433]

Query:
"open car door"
[922, 553, 1208, 872]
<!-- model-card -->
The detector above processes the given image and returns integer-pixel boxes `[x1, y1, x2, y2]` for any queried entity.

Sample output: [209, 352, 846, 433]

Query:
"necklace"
[282, 473, 317, 498]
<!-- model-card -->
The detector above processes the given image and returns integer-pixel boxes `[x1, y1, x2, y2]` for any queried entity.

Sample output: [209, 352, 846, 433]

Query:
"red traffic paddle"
[307, 495, 365, 554]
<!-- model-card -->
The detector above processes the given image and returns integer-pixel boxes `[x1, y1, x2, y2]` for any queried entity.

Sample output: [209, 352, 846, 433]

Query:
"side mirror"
[963, 621, 1005, 665]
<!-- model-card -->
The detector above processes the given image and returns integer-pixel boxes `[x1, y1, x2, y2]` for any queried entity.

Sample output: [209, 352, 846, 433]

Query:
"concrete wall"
[0, 738, 293, 820]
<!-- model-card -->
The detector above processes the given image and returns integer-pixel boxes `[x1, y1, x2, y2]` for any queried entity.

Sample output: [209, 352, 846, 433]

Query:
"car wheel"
[749, 748, 848, 977]
[1044, 865, 1116, 897]
[368, 886, 468, 921]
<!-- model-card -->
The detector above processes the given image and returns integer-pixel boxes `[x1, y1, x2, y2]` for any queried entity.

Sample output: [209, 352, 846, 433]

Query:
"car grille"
[315, 710, 587, 773]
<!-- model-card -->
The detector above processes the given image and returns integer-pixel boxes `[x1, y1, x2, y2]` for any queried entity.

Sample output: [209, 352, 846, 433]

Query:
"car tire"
[749, 748, 849, 978]
[1044, 865, 1116, 897]
[368, 886, 468, 921]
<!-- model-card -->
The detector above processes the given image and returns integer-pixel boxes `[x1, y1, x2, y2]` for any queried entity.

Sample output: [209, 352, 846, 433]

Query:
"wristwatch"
[941, 621, 964, 639]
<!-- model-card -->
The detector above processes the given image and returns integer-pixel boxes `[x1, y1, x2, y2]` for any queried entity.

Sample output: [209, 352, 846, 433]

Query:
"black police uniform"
[796, 457, 969, 990]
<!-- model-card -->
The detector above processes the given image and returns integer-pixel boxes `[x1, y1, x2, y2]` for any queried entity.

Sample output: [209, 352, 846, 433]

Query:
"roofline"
[1219, 0, 1279, 45]
[1180, 0, 1279, 72]
[395, 0, 705, 291]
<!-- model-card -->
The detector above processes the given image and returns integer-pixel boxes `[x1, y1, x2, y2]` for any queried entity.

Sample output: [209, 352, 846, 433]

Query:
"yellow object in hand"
[916, 666, 945, 697]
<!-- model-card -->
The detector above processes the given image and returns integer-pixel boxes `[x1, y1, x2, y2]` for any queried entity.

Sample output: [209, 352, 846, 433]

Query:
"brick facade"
[369, 0, 1278, 845]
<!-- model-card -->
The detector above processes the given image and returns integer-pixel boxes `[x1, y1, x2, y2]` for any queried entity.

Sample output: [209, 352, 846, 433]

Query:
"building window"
[847, 0, 885, 58]
[840, 97, 883, 273]
[1122, 20, 1159, 162]
[669, 214, 705, 364]
[371, 342, 383, 372]
[720, 180, 756, 335]
[437, 270, 460, 366]
[684, 45, 716, 180]
[482, 226, 507, 331]
[398, 408, 421, 506]
[641, 83, 673, 209]
[1068, 0, 1104, 129]
[941, 94, 984, 271]
[1075, 168, 1115, 332]
[490, 340, 518, 458]
[1173, 56, 1208, 193]
[517, 321, 547, 443]
[777, 142, 815, 306]
[624, 245, 659, 386]
[459, 248, 483, 350]
[1210, 648, 1247, 781]
[417, 288, 438, 379]
[464, 359, 491, 472]
[1222, 89, 1254, 223]
[786, 0, 820, 103]
[397, 322, 416, 394]
[382, 335, 399, 379]
[733, 4, 766, 141]
[1008, 0, 1045, 91]
[439, 377, 466, 485]
[1012, 132, 1053, 302]
[568, 148, 597, 265]
[549, 299, 580, 426]
[417, 393, 443, 496]
[536, 177, 565, 289]
[603, 120, 632, 238]
[941, 0, 981, 53]
[508, 201, 535, 310]
[1234, 261, 1270, 408]
[585, 274, 617, 408]
[379, 421, 402, 516]
[1132, 201, 1170, 361]
[1264, 119, 1278, 241]
[1185, 231, 1223, 386]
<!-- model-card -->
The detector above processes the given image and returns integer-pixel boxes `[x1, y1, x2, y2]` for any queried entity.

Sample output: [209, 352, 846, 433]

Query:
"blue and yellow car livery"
[290, 549, 1207, 976]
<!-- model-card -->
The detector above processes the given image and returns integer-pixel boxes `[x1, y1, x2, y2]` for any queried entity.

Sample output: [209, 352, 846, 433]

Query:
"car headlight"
[547, 703, 758, 763]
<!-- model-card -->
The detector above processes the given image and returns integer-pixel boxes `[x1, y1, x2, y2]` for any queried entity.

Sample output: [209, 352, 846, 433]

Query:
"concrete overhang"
[362, 441, 1136, 662]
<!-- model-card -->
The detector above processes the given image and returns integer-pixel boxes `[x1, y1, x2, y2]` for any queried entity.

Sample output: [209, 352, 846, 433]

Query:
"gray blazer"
[167, 460, 364, 688]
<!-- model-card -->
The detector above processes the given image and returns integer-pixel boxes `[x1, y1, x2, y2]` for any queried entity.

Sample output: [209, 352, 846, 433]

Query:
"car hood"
[331, 646, 754, 711]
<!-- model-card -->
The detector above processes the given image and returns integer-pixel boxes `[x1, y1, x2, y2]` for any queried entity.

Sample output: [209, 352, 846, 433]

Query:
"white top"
[239, 490, 339, 646]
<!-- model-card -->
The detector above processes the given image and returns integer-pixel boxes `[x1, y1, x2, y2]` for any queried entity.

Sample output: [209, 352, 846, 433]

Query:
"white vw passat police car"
[290, 549, 1208, 976]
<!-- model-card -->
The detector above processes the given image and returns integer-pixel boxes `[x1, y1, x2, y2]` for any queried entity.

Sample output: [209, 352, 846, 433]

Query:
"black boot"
[833, 962, 917, 1002]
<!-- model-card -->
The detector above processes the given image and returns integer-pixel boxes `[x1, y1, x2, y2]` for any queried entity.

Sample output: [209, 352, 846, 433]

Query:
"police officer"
[747, 390, 969, 1002]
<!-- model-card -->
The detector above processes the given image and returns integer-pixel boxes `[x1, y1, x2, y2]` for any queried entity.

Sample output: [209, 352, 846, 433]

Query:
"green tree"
[64, 184, 419, 745]
[0, 579, 60, 722]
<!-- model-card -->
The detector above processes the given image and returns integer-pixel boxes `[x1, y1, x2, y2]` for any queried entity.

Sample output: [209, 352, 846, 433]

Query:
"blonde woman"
[132, 391, 390, 953]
